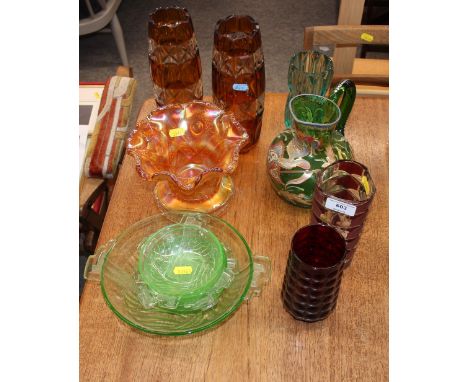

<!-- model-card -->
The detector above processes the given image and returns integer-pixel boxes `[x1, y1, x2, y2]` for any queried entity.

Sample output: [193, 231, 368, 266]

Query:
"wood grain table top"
[79, 93, 389, 381]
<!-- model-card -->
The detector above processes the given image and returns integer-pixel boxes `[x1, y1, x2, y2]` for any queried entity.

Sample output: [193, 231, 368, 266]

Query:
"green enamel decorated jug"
[267, 79, 356, 208]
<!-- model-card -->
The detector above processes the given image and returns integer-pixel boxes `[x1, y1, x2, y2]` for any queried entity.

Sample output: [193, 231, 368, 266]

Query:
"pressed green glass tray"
[85, 212, 271, 336]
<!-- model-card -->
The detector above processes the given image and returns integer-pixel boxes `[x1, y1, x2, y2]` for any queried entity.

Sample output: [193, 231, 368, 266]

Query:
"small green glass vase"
[267, 79, 356, 208]
[284, 51, 334, 129]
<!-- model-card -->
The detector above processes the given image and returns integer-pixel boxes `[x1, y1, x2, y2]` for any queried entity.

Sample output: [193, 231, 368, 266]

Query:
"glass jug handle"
[328, 79, 356, 135]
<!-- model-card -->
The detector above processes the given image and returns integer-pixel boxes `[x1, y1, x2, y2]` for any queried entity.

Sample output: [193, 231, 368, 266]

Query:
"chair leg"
[110, 14, 129, 66]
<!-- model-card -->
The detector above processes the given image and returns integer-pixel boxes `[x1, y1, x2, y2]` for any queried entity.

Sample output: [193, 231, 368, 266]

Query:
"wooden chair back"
[304, 25, 389, 91]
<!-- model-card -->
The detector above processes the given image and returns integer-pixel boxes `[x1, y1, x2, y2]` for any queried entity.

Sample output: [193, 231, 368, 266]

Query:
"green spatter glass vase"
[267, 79, 356, 208]
[284, 51, 334, 129]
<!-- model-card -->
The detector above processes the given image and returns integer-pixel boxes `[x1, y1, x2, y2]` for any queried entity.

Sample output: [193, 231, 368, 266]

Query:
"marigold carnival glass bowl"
[127, 101, 249, 214]
[84, 211, 271, 336]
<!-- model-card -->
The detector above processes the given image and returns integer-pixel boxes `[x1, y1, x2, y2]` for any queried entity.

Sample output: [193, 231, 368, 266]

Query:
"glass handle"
[83, 239, 116, 281]
[244, 255, 271, 302]
[328, 79, 356, 135]
[178, 214, 204, 227]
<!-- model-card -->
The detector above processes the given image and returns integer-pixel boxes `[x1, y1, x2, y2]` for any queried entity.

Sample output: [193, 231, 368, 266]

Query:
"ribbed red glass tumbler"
[212, 15, 265, 152]
[282, 224, 347, 322]
[148, 7, 203, 106]
[310, 160, 376, 266]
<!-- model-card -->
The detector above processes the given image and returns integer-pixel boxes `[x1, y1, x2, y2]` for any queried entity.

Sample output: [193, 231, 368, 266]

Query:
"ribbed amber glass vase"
[212, 15, 265, 152]
[148, 7, 203, 106]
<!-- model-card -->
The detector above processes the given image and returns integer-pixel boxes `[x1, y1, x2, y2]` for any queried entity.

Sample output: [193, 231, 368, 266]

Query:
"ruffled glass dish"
[86, 211, 270, 336]
[127, 101, 248, 214]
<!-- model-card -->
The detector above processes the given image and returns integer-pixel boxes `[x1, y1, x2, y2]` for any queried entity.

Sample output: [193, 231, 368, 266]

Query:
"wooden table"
[80, 93, 388, 381]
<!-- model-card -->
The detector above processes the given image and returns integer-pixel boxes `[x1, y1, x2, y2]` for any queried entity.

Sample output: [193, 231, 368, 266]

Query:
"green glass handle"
[244, 255, 271, 302]
[83, 239, 116, 281]
[328, 79, 356, 135]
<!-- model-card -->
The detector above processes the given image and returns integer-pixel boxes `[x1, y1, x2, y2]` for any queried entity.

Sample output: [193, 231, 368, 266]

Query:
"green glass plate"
[96, 212, 270, 336]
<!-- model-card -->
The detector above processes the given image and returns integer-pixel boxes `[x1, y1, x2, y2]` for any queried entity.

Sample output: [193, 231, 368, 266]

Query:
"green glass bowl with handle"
[83, 211, 271, 336]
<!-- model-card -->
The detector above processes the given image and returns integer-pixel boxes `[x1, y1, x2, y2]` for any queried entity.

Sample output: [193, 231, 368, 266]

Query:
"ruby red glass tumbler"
[148, 7, 203, 106]
[310, 160, 376, 266]
[282, 224, 347, 322]
[212, 15, 266, 152]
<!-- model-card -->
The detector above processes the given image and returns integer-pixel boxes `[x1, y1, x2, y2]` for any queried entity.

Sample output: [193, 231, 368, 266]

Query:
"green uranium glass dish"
[97, 211, 270, 336]
[137, 223, 228, 312]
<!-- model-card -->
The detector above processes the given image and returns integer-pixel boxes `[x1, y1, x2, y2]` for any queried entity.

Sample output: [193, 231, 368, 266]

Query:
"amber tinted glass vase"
[148, 7, 203, 106]
[212, 15, 265, 152]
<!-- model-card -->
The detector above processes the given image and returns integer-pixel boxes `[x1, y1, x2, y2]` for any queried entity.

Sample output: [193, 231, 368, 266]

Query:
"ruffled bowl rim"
[128, 100, 249, 191]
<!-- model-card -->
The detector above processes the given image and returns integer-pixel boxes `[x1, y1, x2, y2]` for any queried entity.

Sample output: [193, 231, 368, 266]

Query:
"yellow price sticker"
[169, 127, 186, 138]
[94, 92, 101, 99]
[173, 266, 192, 275]
[362, 176, 370, 195]
[360, 33, 374, 42]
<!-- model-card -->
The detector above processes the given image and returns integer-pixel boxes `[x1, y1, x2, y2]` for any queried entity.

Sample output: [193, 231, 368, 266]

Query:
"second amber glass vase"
[212, 15, 265, 152]
[148, 7, 203, 106]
